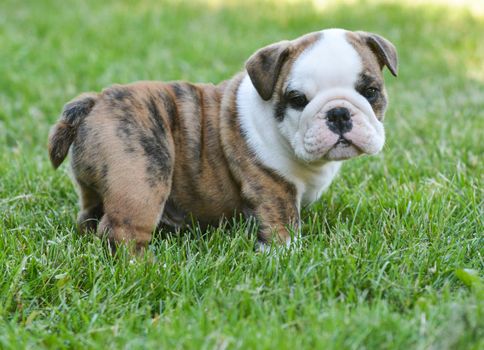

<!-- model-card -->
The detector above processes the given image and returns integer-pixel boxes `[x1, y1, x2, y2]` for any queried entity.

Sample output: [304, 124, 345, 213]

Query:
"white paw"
[256, 235, 302, 254]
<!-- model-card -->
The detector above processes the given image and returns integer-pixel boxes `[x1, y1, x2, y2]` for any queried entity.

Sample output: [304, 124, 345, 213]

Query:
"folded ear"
[359, 32, 398, 77]
[245, 41, 291, 101]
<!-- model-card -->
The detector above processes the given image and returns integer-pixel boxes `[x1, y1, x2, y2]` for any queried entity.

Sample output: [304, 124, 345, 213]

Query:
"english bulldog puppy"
[48, 28, 398, 253]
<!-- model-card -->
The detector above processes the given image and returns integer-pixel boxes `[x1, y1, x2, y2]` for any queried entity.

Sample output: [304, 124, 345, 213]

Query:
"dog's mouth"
[334, 136, 352, 147]
[324, 135, 365, 161]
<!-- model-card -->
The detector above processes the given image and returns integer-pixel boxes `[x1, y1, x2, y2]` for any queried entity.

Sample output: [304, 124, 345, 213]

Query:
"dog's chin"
[324, 142, 362, 160]
[297, 138, 365, 163]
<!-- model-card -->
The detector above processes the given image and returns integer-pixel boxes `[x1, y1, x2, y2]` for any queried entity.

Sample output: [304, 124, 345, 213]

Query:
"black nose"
[326, 107, 352, 134]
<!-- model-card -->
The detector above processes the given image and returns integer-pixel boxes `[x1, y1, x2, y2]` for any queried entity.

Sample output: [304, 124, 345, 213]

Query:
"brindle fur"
[50, 81, 248, 252]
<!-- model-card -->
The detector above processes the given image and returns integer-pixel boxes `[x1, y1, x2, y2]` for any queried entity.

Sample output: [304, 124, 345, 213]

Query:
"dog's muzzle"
[295, 89, 385, 161]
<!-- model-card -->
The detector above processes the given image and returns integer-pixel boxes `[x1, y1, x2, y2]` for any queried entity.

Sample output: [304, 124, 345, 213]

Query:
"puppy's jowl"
[49, 29, 398, 253]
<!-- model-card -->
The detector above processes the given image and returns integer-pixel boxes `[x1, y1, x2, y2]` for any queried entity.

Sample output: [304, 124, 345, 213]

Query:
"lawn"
[0, 0, 483, 348]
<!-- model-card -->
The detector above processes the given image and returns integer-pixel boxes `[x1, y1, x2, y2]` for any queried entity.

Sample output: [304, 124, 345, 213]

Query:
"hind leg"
[96, 164, 172, 254]
[76, 181, 104, 234]
[74, 84, 175, 254]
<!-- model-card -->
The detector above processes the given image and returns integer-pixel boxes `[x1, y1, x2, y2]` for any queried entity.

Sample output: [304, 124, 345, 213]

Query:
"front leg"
[242, 175, 300, 251]
[255, 197, 300, 251]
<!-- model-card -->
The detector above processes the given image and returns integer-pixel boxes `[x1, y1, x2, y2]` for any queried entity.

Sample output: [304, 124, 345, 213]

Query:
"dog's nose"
[326, 107, 352, 134]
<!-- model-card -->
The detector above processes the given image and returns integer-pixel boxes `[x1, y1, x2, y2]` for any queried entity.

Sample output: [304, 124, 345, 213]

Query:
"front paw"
[255, 235, 301, 254]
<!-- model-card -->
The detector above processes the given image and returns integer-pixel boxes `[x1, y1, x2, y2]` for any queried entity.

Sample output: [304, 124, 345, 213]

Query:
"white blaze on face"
[280, 28, 385, 162]
[289, 29, 362, 95]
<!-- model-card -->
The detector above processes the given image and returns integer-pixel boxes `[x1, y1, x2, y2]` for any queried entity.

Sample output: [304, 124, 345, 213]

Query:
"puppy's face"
[246, 29, 398, 162]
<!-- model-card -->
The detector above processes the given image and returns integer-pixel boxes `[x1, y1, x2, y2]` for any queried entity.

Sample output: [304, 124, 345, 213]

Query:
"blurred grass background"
[0, 0, 483, 349]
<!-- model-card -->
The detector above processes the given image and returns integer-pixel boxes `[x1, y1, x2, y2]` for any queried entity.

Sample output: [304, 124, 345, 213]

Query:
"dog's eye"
[287, 90, 308, 109]
[363, 87, 379, 102]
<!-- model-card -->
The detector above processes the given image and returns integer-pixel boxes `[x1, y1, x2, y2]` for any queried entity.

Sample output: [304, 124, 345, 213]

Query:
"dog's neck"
[236, 74, 342, 207]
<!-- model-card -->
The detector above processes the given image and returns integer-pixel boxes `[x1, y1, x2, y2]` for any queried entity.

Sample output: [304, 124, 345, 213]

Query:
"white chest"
[298, 161, 342, 206]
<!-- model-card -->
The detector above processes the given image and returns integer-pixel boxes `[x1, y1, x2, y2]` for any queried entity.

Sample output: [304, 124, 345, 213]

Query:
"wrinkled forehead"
[287, 29, 370, 96]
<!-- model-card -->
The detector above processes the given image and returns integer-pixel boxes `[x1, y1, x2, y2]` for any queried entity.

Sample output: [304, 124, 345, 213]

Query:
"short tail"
[48, 93, 97, 169]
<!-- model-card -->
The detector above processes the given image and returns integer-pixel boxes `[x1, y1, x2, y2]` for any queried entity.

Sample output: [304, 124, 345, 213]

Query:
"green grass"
[1, 0, 483, 348]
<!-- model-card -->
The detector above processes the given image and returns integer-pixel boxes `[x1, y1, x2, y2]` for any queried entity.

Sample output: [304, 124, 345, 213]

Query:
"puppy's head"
[246, 28, 398, 162]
